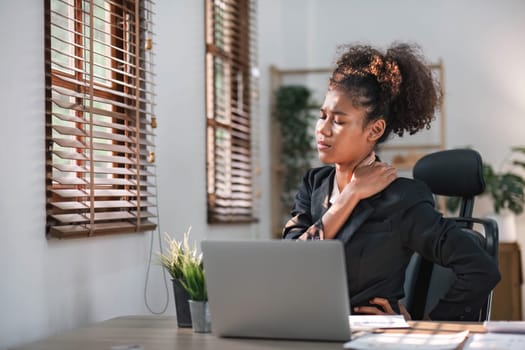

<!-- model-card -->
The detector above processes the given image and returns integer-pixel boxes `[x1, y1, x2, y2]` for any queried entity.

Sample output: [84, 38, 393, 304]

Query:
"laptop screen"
[201, 239, 352, 341]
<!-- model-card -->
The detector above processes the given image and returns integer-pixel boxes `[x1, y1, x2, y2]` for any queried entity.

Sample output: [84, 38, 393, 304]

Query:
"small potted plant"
[179, 251, 211, 333]
[159, 228, 210, 333]
[158, 228, 194, 328]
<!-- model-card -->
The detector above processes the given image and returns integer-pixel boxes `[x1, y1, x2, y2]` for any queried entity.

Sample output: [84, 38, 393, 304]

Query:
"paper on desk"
[484, 321, 525, 333]
[343, 330, 469, 350]
[349, 315, 409, 331]
[464, 333, 525, 350]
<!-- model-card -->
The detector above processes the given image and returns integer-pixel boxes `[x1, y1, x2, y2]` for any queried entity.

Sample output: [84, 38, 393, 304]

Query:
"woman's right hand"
[344, 151, 398, 200]
[320, 152, 397, 240]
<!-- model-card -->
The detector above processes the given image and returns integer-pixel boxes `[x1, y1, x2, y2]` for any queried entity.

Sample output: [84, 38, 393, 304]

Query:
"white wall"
[258, 0, 525, 318]
[0, 1, 262, 349]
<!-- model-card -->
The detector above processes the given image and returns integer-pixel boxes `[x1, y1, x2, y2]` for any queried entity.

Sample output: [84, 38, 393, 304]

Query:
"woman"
[282, 43, 500, 321]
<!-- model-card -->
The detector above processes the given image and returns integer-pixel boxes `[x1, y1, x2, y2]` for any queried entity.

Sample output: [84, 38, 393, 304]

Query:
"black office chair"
[403, 149, 499, 321]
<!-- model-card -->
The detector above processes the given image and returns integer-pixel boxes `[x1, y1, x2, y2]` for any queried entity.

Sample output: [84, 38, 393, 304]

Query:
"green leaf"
[180, 260, 207, 301]
[445, 147, 525, 215]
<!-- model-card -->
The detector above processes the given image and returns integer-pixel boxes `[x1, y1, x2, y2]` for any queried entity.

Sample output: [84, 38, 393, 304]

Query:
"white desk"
[11, 315, 485, 350]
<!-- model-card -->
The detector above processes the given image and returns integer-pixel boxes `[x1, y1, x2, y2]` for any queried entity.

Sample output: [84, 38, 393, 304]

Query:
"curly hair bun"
[330, 42, 441, 143]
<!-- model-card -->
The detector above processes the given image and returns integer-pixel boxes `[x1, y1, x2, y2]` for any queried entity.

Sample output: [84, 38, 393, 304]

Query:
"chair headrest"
[412, 149, 485, 197]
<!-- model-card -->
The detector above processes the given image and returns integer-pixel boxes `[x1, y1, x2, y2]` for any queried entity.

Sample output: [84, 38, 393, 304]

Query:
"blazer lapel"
[338, 198, 375, 244]
[310, 169, 334, 221]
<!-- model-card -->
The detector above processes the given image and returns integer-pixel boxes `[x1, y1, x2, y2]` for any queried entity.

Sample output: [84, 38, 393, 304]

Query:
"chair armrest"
[447, 217, 499, 259]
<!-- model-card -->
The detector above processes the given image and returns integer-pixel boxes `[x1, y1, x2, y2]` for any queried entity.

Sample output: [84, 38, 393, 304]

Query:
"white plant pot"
[188, 300, 211, 333]
[487, 212, 517, 243]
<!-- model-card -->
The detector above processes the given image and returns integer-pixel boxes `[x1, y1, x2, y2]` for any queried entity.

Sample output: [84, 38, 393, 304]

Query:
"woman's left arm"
[401, 200, 501, 321]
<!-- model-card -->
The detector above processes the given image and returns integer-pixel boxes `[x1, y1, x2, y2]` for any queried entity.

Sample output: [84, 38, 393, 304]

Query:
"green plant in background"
[274, 85, 318, 210]
[446, 147, 525, 215]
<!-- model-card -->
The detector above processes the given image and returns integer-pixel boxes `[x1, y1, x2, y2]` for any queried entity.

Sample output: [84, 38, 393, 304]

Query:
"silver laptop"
[201, 239, 351, 341]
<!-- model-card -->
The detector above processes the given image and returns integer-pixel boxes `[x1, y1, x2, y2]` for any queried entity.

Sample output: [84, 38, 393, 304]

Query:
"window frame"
[205, 0, 257, 224]
[45, 0, 157, 238]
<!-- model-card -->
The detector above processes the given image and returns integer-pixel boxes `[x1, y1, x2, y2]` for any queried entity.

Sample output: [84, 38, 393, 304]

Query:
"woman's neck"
[334, 163, 357, 191]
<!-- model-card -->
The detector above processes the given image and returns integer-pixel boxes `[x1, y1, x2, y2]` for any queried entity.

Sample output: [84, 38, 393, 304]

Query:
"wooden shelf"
[491, 242, 523, 320]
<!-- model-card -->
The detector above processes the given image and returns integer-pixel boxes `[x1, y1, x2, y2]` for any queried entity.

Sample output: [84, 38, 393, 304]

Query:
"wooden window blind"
[45, 0, 157, 238]
[205, 0, 256, 223]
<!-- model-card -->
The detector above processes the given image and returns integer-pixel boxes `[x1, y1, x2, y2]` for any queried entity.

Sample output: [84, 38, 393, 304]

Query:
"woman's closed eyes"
[319, 111, 345, 125]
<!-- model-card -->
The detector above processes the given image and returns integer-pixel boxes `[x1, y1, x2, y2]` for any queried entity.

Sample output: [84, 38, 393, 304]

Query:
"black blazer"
[283, 166, 500, 321]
